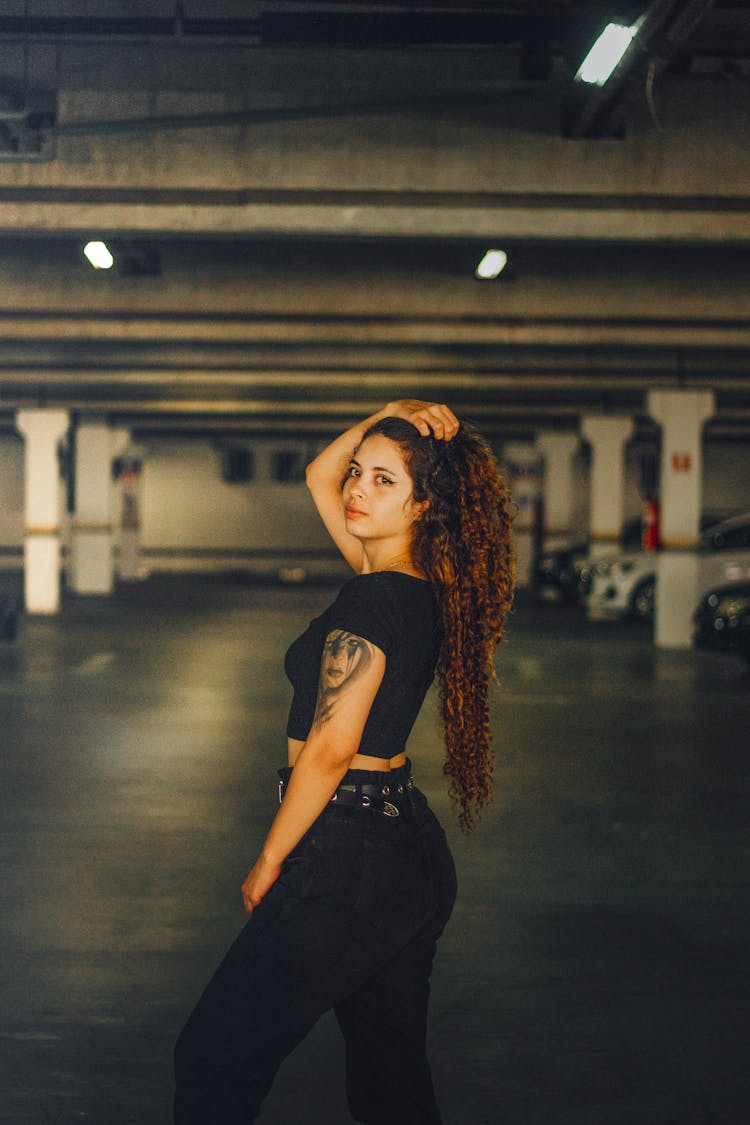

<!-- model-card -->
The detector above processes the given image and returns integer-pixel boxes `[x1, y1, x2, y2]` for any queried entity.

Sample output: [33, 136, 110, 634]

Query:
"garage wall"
[619, 441, 750, 536]
[0, 435, 24, 567]
[135, 436, 746, 566]
[703, 443, 750, 520]
[138, 438, 348, 578]
[1, 433, 747, 573]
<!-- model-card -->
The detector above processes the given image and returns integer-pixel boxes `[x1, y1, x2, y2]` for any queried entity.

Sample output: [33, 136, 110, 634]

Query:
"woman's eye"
[377, 476, 394, 485]
[348, 466, 360, 477]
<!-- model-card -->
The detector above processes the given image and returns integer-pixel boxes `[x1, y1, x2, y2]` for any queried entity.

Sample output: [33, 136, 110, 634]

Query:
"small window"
[271, 450, 305, 484]
[221, 448, 255, 484]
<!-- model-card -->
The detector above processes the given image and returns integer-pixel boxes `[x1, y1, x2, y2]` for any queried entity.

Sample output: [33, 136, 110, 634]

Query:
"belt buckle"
[382, 801, 399, 818]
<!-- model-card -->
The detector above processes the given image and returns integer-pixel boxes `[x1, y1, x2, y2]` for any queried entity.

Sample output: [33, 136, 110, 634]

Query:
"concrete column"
[581, 415, 634, 561]
[536, 432, 580, 543]
[647, 389, 715, 649]
[503, 442, 543, 587]
[69, 421, 117, 595]
[15, 409, 70, 614]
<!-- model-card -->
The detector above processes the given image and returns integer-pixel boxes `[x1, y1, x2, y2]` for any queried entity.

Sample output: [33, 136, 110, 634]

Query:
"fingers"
[241, 875, 259, 914]
[241, 858, 282, 914]
[388, 399, 459, 440]
[242, 888, 260, 914]
[409, 403, 460, 441]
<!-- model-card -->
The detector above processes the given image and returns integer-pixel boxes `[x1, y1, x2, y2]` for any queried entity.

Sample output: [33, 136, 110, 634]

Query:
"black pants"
[174, 761, 457, 1124]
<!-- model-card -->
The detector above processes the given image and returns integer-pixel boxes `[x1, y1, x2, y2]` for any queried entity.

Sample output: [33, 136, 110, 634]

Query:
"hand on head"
[385, 400, 460, 441]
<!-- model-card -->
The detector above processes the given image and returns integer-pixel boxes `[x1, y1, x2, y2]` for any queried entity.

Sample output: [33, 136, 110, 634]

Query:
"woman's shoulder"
[330, 571, 435, 643]
[338, 570, 434, 604]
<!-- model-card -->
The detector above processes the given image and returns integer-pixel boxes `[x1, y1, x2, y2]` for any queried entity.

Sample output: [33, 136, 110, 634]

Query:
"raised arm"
[305, 399, 460, 570]
[305, 407, 388, 571]
[241, 628, 386, 912]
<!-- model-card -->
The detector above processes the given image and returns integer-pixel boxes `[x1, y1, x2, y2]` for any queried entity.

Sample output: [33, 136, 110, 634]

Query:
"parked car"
[0, 596, 20, 640]
[533, 541, 590, 603]
[586, 513, 750, 621]
[693, 579, 750, 664]
[587, 551, 657, 620]
[534, 518, 643, 604]
[0, 569, 22, 641]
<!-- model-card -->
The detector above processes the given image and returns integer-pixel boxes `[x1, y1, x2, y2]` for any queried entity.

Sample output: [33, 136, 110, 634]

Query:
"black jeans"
[174, 761, 457, 1125]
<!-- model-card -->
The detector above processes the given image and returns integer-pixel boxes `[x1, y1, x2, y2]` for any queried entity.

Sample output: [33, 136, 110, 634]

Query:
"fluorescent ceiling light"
[576, 22, 638, 86]
[475, 249, 508, 280]
[83, 240, 114, 270]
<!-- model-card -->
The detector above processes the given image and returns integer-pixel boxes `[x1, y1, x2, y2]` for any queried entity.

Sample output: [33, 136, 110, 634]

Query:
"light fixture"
[576, 21, 639, 86]
[474, 249, 508, 280]
[83, 240, 114, 270]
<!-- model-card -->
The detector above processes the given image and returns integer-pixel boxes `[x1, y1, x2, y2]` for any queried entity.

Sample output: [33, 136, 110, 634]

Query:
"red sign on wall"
[671, 452, 692, 472]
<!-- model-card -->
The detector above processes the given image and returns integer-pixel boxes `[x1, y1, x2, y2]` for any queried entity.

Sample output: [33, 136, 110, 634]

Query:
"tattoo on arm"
[311, 630, 376, 732]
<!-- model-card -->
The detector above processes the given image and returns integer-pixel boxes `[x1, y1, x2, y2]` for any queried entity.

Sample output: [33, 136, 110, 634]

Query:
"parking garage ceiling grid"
[0, 1, 748, 438]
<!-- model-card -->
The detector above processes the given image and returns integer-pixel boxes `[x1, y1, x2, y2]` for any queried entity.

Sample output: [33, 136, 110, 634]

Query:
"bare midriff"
[287, 737, 407, 772]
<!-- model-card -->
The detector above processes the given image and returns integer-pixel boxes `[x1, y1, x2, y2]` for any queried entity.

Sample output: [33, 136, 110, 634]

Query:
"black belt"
[278, 776, 415, 818]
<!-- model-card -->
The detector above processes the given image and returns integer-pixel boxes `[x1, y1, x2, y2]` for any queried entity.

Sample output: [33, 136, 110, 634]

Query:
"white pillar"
[647, 389, 715, 649]
[536, 432, 580, 543]
[69, 421, 117, 595]
[503, 442, 543, 587]
[15, 409, 70, 614]
[581, 415, 634, 561]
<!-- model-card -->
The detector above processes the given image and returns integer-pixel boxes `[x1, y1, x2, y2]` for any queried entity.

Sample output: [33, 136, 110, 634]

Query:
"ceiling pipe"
[0, 11, 552, 46]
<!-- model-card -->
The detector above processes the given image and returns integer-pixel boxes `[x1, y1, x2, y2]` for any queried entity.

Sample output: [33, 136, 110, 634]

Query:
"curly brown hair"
[360, 417, 516, 829]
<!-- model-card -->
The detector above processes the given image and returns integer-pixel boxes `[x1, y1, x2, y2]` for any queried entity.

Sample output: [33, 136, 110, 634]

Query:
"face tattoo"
[312, 630, 376, 730]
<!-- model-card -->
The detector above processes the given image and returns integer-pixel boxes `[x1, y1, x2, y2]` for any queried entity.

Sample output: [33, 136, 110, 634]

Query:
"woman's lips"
[345, 507, 365, 519]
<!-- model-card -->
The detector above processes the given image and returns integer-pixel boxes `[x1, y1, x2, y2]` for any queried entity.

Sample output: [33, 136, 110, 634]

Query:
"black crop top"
[284, 572, 441, 759]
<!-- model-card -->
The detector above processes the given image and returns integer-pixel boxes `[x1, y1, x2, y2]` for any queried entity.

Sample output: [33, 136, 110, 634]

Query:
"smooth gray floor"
[1, 574, 748, 1125]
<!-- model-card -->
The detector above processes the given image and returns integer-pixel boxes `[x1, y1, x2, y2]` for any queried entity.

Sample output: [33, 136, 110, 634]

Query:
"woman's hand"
[384, 400, 460, 440]
[241, 853, 283, 914]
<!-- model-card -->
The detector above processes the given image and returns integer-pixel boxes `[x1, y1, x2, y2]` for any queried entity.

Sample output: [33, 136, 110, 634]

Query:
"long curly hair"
[360, 416, 516, 829]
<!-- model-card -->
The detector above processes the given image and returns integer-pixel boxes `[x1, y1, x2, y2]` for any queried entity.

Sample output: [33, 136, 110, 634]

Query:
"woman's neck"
[360, 545, 423, 579]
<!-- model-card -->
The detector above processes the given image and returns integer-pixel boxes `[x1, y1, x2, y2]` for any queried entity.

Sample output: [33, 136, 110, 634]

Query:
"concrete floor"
[1, 574, 748, 1125]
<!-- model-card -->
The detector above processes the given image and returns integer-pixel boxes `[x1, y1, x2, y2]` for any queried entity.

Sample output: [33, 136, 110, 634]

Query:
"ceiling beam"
[0, 314, 747, 348]
[2, 368, 750, 393]
[3, 194, 746, 245]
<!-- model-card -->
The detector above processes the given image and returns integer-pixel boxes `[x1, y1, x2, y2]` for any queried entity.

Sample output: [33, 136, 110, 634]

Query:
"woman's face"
[320, 631, 369, 692]
[342, 433, 424, 545]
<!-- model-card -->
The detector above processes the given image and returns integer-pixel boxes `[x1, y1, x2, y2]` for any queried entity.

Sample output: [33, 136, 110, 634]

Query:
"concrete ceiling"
[0, 0, 748, 440]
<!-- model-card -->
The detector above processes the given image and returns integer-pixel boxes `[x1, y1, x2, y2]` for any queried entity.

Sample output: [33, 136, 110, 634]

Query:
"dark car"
[0, 570, 22, 641]
[533, 541, 590, 603]
[534, 518, 643, 605]
[693, 579, 750, 664]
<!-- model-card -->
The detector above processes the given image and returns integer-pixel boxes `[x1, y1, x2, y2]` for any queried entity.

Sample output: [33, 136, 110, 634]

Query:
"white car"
[587, 551, 657, 619]
[586, 513, 750, 621]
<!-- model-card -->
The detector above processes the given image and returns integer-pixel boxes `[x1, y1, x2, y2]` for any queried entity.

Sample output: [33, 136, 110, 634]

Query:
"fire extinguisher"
[641, 498, 660, 551]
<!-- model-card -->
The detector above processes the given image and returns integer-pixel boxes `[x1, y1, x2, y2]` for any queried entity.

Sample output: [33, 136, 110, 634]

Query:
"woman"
[174, 399, 515, 1124]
